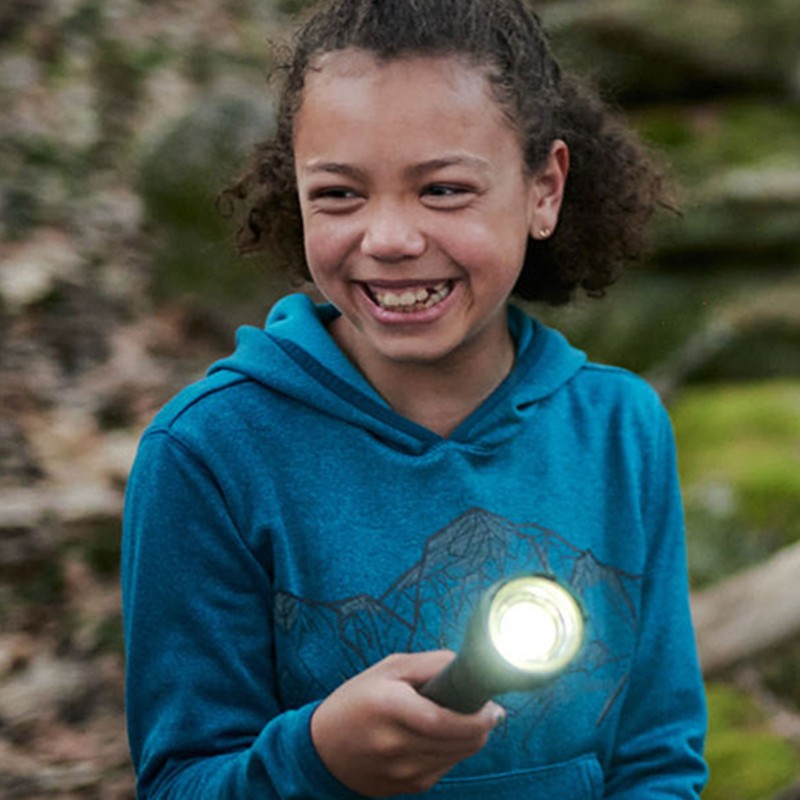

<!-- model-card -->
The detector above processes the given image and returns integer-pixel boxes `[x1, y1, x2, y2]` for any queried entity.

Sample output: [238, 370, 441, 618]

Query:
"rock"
[692, 542, 800, 675]
[0, 52, 41, 94]
[138, 92, 283, 330]
[135, 66, 196, 150]
[709, 167, 800, 205]
[0, 485, 122, 538]
[0, 0, 46, 45]
[0, 653, 88, 730]
[70, 183, 143, 259]
[0, 229, 83, 312]
[139, 94, 274, 229]
[0, 416, 43, 487]
[634, 100, 800, 263]
[543, 0, 799, 101]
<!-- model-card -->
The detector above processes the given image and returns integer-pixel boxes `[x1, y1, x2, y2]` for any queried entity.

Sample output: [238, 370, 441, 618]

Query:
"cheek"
[302, 220, 348, 277]
[444, 222, 528, 281]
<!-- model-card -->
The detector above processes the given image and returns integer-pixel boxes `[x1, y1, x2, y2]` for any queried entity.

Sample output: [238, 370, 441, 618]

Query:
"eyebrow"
[407, 156, 492, 178]
[301, 154, 492, 180]
[301, 162, 367, 181]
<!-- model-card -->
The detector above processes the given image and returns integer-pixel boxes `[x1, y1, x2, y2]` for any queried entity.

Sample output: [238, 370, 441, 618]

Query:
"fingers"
[310, 651, 503, 797]
[376, 652, 505, 740]
[380, 650, 458, 684]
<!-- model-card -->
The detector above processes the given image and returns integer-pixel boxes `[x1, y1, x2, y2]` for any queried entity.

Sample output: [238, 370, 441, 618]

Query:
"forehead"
[294, 48, 520, 161]
[305, 48, 488, 90]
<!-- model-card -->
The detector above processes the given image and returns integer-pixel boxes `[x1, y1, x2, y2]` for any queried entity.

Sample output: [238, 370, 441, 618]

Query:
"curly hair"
[222, 0, 670, 305]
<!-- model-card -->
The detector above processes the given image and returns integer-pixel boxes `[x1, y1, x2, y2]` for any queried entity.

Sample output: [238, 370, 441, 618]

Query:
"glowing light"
[497, 600, 559, 663]
[487, 577, 583, 674]
[418, 575, 585, 712]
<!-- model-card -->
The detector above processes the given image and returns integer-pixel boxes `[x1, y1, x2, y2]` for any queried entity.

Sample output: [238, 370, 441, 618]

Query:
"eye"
[309, 186, 359, 201]
[307, 186, 364, 213]
[422, 183, 475, 208]
[424, 184, 466, 197]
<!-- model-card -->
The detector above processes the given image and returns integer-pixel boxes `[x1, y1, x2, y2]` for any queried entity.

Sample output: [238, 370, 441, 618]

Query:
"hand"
[310, 651, 504, 797]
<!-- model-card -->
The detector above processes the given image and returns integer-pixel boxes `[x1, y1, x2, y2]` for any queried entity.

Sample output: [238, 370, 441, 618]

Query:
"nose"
[360, 200, 426, 262]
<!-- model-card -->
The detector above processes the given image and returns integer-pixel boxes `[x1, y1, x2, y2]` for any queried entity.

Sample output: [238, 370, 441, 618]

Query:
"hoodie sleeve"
[604, 404, 708, 798]
[121, 429, 364, 800]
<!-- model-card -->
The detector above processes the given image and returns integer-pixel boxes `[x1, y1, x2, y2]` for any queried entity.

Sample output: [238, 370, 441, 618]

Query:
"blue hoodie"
[122, 294, 707, 799]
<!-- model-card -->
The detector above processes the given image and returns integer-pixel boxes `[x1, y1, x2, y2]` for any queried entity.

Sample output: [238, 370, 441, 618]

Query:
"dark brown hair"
[222, 0, 669, 305]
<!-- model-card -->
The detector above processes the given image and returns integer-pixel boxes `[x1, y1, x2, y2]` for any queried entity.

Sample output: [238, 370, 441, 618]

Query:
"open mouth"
[364, 280, 453, 312]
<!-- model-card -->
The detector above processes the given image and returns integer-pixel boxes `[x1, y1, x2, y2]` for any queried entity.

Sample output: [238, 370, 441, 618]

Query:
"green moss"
[675, 383, 800, 450]
[18, 559, 65, 607]
[707, 683, 766, 729]
[761, 643, 800, 711]
[705, 731, 799, 800]
[276, 0, 317, 14]
[62, 0, 105, 38]
[83, 521, 122, 577]
[94, 612, 125, 655]
[137, 93, 281, 322]
[673, 381, 800, 539]
[1, 184, 41, 239]
[671, 381, 800, 586]
[704, 683, 800, 800]
[91, 37, 173, 166]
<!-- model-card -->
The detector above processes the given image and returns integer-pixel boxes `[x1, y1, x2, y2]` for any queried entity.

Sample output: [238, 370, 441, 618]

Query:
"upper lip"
[357, 278, 454, 288]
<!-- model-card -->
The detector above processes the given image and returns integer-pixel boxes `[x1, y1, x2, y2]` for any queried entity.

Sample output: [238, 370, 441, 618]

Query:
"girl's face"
[293, 49, 566, 377]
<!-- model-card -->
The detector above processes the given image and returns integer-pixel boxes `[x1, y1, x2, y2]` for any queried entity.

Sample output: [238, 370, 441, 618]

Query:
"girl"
[122, 0, 708, 797]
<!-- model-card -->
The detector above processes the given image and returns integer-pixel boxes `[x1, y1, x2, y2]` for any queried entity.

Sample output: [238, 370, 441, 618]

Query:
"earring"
[538, 227, 551, 239]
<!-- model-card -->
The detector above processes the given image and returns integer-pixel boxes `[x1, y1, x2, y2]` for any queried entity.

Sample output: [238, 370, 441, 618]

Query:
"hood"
[208, 293, 586, 455]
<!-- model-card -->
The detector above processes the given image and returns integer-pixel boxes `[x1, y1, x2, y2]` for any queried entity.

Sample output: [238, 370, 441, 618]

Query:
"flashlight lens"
[497, 601, 559, 663]
[487, 577, 583, 675]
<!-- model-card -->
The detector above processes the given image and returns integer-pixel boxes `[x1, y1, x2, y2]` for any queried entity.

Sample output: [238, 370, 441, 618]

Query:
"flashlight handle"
[418, 656, 491, 715]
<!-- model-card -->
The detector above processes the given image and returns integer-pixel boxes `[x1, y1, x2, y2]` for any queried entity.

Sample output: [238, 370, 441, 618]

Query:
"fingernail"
[492, 705, 506, 727]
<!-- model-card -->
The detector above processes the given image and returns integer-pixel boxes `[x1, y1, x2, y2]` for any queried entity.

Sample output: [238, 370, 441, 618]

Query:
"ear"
[528, 139, 569, 241]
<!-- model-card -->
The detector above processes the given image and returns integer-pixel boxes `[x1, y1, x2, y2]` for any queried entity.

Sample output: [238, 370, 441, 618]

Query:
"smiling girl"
[122, 1, 708, 798]
[294, 51, 568, 435]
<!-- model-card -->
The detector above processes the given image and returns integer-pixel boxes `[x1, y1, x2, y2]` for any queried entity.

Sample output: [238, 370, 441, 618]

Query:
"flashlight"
[419, 575, 584, 714]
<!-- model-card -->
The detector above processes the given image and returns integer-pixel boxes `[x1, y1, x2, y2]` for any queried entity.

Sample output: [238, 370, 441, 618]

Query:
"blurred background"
[0, 0, 798, 797]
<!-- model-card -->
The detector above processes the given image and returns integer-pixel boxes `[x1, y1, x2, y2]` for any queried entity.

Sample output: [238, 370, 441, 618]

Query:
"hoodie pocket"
[430, 755, 602, 800]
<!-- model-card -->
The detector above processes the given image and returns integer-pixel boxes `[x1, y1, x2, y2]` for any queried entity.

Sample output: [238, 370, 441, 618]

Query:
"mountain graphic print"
[274, 507, 641, 746]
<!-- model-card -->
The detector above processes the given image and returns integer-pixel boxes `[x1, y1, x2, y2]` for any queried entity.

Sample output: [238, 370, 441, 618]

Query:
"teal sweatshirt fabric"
[122, 293, 707, 799]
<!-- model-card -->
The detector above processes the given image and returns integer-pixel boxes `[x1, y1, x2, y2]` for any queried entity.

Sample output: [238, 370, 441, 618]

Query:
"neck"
[331, 317, 516, 437]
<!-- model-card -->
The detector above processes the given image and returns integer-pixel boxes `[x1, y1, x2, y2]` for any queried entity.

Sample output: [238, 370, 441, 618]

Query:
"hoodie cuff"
[252, 701, 367, 800]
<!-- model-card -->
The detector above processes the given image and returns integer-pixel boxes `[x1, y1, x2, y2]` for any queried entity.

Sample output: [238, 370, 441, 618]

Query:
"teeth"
[371, 281, 451, 311]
